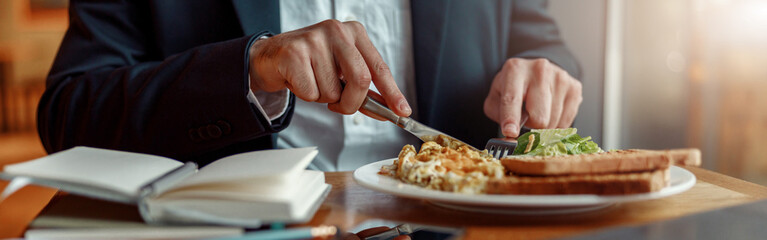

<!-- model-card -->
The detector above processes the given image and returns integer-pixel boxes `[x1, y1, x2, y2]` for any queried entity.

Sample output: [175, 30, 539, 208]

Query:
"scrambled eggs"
[379, 140, 504, 194]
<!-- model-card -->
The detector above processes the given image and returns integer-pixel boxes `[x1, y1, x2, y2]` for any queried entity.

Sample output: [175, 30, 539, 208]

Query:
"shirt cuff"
[247, 76, 290, 122]
[245, 32, 288, 124]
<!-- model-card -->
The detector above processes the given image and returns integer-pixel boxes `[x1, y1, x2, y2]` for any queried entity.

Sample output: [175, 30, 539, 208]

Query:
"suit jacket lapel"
[411, 0, 451, 123]
[231, 0, 281, 35]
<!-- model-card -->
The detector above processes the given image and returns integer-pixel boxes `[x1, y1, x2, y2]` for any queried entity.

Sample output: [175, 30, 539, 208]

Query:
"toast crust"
[666, 148, 701, 166]
[500, 148, 701, 176]
[486, 168, 670, 195]
[501, 150, 671, 176]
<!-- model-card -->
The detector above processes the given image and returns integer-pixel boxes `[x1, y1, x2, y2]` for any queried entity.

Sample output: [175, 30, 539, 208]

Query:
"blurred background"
[0, 0, 766, 185]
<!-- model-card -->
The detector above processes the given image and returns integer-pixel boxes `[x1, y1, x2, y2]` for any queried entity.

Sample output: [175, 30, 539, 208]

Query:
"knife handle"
[338, 80, 406, 126]
[361, 96, 404, 126]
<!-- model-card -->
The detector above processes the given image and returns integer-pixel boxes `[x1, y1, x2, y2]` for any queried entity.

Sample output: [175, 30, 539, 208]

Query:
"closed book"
[0, 146, 330, 227]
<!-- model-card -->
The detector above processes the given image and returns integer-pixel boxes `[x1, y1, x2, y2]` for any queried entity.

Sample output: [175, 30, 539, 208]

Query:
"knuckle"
[499, 93, 522, 105]
[321, 19, 344, 30]
[325, 86, 342, 103]
[530, 114, 549, 128]
[283, 41, 307, 57]
[302, 31, 323, 46]
[573, 80, 583, 91]
[503, 58, 522, 70]
[568, 79, 583, 95]
[555, 72, 567, 84]
[533, 59, 548, 74]
[374, 61, 391, 75]
[326, 94, 341, 103]
[535, 58, 550, 66]
[352, 74, 373, 89]
[283, 47, 305, 63]
[306, 92, 319, 102]
[321, 19, 347, 36]
[345, 21, 366, 33]
[295, 85, 319, 102]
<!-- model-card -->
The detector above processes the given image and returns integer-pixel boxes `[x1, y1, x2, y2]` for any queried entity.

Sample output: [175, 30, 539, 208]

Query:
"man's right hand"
[248, 19, 411, 117]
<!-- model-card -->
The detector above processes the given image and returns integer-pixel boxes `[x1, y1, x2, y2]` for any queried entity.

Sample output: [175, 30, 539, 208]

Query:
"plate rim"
[353, 158, 696, 208]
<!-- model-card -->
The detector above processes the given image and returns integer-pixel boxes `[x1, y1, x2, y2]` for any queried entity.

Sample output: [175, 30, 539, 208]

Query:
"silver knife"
[360, 96, 480, 152]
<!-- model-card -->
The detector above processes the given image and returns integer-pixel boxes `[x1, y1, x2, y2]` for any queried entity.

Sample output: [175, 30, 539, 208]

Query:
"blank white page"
[170, 147, 318, 190]
[4, 147, 183, 197]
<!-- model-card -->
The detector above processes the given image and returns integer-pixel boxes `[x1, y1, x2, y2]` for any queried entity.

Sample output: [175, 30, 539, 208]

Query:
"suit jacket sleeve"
[38, 1, 294, 161]
[507, 0, 582, 79]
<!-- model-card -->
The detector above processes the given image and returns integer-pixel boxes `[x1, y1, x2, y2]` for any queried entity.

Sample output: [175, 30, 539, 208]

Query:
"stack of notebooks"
[0, 146, 330, 228]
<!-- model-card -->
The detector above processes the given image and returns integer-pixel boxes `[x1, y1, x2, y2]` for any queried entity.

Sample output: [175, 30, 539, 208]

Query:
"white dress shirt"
[272, 0, 419, 171]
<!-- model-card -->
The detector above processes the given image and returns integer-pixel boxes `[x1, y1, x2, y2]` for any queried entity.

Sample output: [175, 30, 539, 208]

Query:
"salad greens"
[511, 128, 603, 156]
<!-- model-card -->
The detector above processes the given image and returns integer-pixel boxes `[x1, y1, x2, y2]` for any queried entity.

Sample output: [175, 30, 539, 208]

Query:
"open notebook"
[0, 146, 330, 227]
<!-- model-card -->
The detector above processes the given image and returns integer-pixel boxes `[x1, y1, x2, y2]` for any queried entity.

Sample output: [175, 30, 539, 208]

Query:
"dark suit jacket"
[39, 0, 580, 165]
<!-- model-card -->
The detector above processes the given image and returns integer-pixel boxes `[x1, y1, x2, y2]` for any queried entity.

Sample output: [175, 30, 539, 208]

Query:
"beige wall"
[620, 0, 691, 150]
[549, 0, 607, 146]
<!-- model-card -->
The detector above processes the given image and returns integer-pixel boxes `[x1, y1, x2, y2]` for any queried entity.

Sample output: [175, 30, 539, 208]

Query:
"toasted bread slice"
[500, 150, 670, 176]
[500, 148, 701, 176]
[486, 168, 669, 195]
[666, 148, 701, 166]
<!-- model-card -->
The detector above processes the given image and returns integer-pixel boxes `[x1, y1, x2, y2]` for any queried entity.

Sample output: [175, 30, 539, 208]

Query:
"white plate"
[353, 159, 696, 214]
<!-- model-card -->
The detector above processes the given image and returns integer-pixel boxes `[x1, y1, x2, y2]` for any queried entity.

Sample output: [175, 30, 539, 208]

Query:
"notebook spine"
[137, 162, 198, 224]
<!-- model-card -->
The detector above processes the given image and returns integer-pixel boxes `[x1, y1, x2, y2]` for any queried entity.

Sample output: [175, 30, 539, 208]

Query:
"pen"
[210, 225, 337, 240]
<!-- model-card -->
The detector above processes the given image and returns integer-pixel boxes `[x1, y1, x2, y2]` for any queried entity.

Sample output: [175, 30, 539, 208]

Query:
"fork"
[361, 95, 528, 159]
[485, 121, 531, 159]
[485, 133, 528, 159]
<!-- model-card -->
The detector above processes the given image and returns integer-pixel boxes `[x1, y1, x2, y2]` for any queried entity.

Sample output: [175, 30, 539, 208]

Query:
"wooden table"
[306, 167, 767, 239]
[10, 166, 767, 239]
[0, 133, 56, 238]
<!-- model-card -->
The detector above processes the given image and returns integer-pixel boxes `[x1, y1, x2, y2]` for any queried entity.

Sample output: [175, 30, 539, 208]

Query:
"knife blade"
[360, 96, 480, 152]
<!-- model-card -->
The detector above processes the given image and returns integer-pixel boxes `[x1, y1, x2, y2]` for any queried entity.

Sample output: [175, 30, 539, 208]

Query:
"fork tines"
[485, 139, 517, 159]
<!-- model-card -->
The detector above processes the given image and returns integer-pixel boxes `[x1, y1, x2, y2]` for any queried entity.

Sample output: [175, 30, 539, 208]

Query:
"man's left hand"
[484, 58, 583, 138]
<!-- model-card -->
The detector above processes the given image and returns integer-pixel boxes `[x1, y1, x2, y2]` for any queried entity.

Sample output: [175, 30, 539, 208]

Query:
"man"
[39, 0, 581, 168]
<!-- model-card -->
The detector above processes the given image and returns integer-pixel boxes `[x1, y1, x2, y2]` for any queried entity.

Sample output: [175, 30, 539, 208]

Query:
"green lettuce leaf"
[511, 128, 602, 156]
[526, 142, 569, 156]
[512, 132, 541, 155]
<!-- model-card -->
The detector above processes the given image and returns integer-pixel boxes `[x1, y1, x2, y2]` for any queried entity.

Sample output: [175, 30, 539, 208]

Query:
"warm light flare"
[730, 0, 767, 39]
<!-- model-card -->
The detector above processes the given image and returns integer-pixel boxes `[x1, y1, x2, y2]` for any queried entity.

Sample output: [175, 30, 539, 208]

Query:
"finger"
[500, 137, 520, 142]
[548, 73, 569, 129]
[356, 227, 392, 238]
[281, 47, 320, 102]
[498, 65, 527, 138]
[346, 21, 411, 117]
[524, 60, 553, 129]
[310, 42, 342, 103]
[483, 72, 505, 123]
[558, 80, 583, 128]
[327, 25, 372, 114]
[342, 233, 361, 240]
[393, 235, 412, 240]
